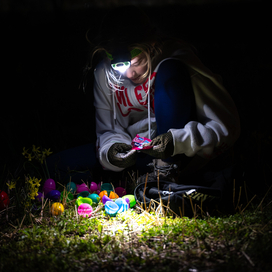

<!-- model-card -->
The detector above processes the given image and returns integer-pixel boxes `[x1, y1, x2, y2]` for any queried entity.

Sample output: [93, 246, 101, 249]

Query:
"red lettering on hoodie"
[114, 72, 157, 117]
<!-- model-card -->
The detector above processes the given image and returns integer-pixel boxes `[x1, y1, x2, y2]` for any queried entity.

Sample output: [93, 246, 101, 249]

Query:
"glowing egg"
[104, 201, 119, 217]
[42, 179, 56, 196]
[115, 187, 127, 197]
[78, 203, 93, 217]
[0, 190, 10, 210]
[66, 181, 77, 194]
[46, 190, 61, 201]
[51, 202, 64, 216]
[89, 193, 100, 204]
[76, 183, 89, 194]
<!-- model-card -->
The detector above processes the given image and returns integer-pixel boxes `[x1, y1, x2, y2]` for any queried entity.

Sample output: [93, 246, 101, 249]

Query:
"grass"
[1, 130, 272, 272]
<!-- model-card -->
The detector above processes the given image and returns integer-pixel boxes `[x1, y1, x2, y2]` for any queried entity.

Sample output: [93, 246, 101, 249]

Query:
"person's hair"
[84, 6, 163, 90]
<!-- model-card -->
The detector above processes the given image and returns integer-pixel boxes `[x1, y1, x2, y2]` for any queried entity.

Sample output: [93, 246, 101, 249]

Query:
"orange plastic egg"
[109, 191, 119, 200]
[99, 190, 108, 202]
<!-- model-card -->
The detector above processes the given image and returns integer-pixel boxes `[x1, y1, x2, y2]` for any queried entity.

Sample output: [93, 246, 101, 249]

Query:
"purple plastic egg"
[115, 187, 127, 197]
[76, 183, 89, 194]
[35, 192, 43, 202]
[78, 203, 93, 217]
[102, 195, 112, 205]
[90, 182, 98, 193]
[46, 190, 60, 201]
[125, 197, 130, 208]
[43, 179, 56, 196]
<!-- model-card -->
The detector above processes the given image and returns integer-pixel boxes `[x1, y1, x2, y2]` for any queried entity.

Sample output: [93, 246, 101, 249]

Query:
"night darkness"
[1, 0, 271, 186]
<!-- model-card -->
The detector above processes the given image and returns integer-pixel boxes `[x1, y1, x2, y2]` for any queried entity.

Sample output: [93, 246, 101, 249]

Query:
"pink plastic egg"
[0, 190, 10, 210]
[115, 187, 127, 197]
[76, 183, 89, 194]
[78, 203, 93, 217]
[42, 179, 56, 196]
[90, 182, 98, 192]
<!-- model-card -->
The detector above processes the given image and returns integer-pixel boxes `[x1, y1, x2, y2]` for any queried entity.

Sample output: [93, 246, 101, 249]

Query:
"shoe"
[137, 159, 178, 184]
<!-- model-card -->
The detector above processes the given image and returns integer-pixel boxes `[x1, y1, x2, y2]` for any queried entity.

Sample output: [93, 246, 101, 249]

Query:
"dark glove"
[108, 143, 137, 168]
[141, 131, 174, 159]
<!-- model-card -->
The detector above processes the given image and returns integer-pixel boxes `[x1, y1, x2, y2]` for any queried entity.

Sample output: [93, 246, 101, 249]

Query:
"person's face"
[123, 53, 148, 84]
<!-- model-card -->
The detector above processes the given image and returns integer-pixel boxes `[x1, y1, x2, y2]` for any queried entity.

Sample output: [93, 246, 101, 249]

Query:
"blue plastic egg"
[89, 193, 100, 204]
[46, 190, 60, 201]
[66, 181, 77, 194]
[104, 201, 119, 217]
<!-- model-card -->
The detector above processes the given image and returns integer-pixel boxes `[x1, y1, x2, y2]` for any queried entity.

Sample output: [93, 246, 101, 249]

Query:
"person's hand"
[142, 131, 174, 159]
[108, 143, 137, 168]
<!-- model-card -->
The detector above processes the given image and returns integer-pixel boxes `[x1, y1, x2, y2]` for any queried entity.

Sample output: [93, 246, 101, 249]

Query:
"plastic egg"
[46, 190, 61, 201]
[51, 202, 64, 216]
[43, 179, 56, 196]
[76, 196, 93, 207]
[66, 181, 77, 194]
[115, 198, 129, 213]
[77, 191, 90, 198]
[35, 192, 43, 202]
[104, 201, 119, 217]
[89, 193, 100, 204]
[122, 195, 136, 208]
[0, 190, 10, 210]
[102, 195, 112, 205]
[99, 190, 108, 202]
[124, 197, 130, 208]
[100, 183, 114, 195]
[115, 187, 127, 197]
[60, 191, 74, 202]
[90, 182, 98, 192]
[78, 203, 93, 217]
[109, 191, 119, 200]
[76, 183, 89, 194]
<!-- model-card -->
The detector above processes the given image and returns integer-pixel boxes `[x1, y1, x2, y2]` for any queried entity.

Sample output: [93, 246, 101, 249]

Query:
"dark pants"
[46, 59, 196, 183]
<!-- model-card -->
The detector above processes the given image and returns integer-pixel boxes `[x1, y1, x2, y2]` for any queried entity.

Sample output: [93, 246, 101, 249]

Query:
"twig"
[8, 223, 17, 229]
[241, 195, 256, 213]
[244, 180, 249, 204]
[19, 214, 26, 229]
[255, 184, 272, 212]
[235, 186, 242, 211]
[179, 206, 182, 218]
[242, 250, 255, 267]
[189, 196, 195, 217]
[143, 173, 148, 211]
[233, 179, 236, 207]
[92, 204, 105, 215]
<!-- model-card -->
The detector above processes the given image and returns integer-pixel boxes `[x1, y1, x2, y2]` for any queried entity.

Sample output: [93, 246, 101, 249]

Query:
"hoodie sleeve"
[93, 61, 132, 172]
[169, 47, 240, 160]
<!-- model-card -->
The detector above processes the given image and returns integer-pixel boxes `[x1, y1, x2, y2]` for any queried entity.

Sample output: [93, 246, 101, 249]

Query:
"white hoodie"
[93, 42, 240, 172]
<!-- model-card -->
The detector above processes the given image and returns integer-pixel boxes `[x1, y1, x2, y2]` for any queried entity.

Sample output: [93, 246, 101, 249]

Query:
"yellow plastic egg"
[51, 202, 64, 216]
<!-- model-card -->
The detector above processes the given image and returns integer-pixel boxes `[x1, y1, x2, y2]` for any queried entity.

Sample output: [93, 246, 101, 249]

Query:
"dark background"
[1, 0, 271, 185]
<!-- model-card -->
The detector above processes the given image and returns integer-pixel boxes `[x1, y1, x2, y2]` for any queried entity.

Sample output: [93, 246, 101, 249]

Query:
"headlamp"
[106, 48, 142, 74]
[111, 61, 130, 73]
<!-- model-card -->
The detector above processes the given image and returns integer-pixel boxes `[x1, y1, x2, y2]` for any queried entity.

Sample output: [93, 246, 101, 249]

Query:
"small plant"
[22, 145, 52, 179]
